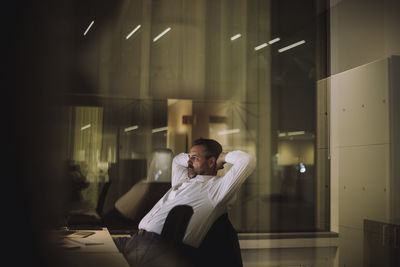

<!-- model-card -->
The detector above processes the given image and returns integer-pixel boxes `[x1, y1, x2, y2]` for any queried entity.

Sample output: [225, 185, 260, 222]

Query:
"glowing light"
[230, 34, 241, 41]
[153, 27, 171, 42]
[152, 126, 168, 133]
[279, 131, 305, 137]
[254, 43, 268, 51]
[218, 129, 240, 135]
[124, 125, 139, 132]
[299, 163, 306, 173]
[278, 40, 306, 53]
[126, 25, 141, 39]
[287, 131, 305, 136]
[268, 37, 280, 44]
[154, 170, 163, 180]
[81, 124, 91, 130]
[83, 21, 94, 36]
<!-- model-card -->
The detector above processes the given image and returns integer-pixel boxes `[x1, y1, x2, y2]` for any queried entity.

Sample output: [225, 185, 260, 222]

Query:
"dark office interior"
[5, 0, 399, 266]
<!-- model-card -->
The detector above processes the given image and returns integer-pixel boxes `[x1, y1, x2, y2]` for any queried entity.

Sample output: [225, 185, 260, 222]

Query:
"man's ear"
[208, 157, 216, 168]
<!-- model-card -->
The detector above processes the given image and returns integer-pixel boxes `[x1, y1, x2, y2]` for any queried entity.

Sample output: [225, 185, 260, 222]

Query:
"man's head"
[187, 139, 222, 178]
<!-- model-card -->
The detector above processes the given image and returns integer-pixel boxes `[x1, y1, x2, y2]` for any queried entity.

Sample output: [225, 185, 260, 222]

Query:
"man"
[114, 138, 256, 266]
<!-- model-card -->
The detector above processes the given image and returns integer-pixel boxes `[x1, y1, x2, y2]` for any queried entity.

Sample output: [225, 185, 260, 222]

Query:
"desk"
[61, 228, 130, 267]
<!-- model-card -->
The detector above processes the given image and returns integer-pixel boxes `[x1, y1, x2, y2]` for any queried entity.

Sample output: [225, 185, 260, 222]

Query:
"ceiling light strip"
[254, 43, 268, 51]
[153, 27, 171, 42]
[126, 25, 141, 39]
[268, 37, 280, 44]
[83, 21, 94, 36]
[124, 125, 139, 132]
[218, 129, 240, 135]
[81, 124, 91, 131]
[152, 126, 168, 133]
[278, 40, 306, 53]
[230, 33, 241, 41]
[287, 131, 305, 136]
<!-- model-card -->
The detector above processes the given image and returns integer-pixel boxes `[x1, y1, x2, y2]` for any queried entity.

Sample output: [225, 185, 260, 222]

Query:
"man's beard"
[188, 164, 197, 178]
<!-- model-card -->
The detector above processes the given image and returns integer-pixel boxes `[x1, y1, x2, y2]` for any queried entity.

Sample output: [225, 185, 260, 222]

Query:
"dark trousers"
[113, 232, 193, 267]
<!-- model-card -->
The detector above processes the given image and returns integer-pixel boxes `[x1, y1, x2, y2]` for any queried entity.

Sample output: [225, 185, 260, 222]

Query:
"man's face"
[187, 145, 214, 178]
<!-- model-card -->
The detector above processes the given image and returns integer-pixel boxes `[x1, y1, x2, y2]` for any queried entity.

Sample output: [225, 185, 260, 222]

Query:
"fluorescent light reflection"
[153, 27, 171, 42]
[83, 21, 94, 36]
[218, 129, 240, 135]
[278, 131, 306, 137]
[299, 163, 306, 173]
[278, 40, 306, 53]
[124, 125, 139, 132]
[254, 43, 268, 51]
[230, 34, 241, 41]
[152, 126, 168, 133]
[126, 25, 141, 39]
[81, 124, 91, 131]
[288, 131, 305, 136]
[268, 37, 280, 44]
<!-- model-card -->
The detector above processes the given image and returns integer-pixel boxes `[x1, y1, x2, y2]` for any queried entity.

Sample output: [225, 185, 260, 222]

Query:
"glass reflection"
[64, 0, 328, 235]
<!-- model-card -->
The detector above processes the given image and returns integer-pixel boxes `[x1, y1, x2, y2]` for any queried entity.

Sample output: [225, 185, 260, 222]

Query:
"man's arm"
[215, 152, 228, 171]
[208, 150, 256, 206]
[171, 153, 189, 187]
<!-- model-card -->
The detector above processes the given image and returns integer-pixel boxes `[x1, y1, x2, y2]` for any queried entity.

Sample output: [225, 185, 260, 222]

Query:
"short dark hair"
[192, 138, 222, 159]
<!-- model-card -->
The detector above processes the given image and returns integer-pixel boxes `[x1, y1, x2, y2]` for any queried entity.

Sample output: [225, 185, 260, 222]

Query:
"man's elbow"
[236, 150, 256, 173]
[231, 150, 256, 171]
[246, 154, 257, 173]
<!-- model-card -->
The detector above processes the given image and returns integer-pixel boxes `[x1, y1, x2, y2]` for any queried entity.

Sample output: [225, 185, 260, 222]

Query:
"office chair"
[161, 205, 194, 245]
[173, 212, 243, 267]
[194, 213, 243, 267]
[139, 205, 195, 267]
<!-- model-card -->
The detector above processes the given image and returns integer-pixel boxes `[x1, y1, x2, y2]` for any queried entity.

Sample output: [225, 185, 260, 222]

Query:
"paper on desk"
[64, 231, 104, 246]
[65, 231, 95, 238]
[65, 237, 104, 246]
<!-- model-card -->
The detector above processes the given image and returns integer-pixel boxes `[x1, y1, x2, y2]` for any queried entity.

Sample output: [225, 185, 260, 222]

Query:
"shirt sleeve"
[171, 153, 189, 187]
[208, 150, 256, 207]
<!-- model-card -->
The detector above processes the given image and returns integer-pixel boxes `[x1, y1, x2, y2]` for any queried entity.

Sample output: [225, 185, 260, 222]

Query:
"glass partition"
[64, 0, 329, 233]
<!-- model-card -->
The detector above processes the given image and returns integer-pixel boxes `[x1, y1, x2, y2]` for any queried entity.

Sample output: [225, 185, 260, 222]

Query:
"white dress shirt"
[138, 150, 256, 248]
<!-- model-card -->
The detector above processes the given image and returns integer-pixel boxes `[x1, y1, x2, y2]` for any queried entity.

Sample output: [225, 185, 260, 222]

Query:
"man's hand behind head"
[216, 152, 227, 171]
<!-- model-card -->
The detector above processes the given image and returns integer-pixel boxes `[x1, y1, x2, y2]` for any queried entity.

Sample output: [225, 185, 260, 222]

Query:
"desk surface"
[62, 228, 120, 253]
[63, 252, 130, 267]
[61, 228, 130, 267]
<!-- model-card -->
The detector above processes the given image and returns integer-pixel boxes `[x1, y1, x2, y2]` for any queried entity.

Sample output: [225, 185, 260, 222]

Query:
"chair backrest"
[196, 213, 243, 267]
[156, 208, 242, 267]
[161, 205, 194, 245]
